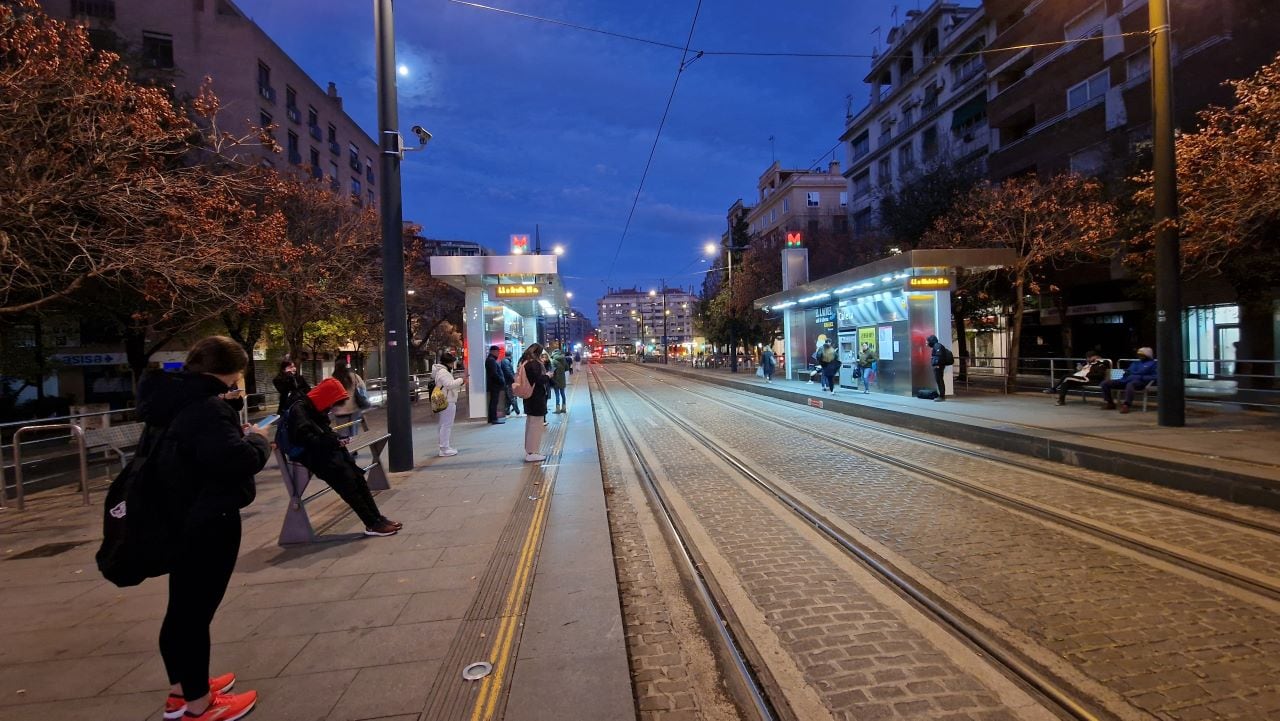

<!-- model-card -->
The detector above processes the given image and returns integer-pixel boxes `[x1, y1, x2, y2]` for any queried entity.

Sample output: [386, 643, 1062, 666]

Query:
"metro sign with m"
[785, 231, 803, 248]
[511, 234, 529, 254]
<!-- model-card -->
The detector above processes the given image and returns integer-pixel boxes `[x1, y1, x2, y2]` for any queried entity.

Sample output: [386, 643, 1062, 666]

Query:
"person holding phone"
[137, 336, 271, 721]
[272, 360, 310, 416]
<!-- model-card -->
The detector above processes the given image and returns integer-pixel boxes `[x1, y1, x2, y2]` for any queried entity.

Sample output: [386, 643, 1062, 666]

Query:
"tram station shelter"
[754, 249, 1014, 398]
[430, 253, 567, 419]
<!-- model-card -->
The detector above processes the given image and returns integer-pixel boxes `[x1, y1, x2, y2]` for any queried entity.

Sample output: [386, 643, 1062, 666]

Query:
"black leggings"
[315, 458, 383, 527]
[160, 512, 241, 701]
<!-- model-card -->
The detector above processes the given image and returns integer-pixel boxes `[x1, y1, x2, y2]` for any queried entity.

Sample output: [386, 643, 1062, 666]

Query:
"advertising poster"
[877, 326, 894, 360]
[857, 326, 876, 351]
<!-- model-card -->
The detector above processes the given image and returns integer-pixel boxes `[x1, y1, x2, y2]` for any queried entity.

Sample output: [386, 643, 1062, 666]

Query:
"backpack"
[274, 403, 307, 461]
[431, 385, 448, 413]
[96, 425, 180, 587]
[511, 360, 534, 399]
[939, 346, 955, 366]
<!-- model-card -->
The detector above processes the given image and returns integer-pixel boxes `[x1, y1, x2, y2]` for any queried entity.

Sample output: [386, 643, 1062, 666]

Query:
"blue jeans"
[553, 385, 566, 407]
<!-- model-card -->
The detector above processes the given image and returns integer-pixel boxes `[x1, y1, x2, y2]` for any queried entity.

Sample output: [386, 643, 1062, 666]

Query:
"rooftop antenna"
[891, 5, 899, 28]
[769, 135, 775, 163]
[845, 94, 854, 121]
[871, 26, 881, 56]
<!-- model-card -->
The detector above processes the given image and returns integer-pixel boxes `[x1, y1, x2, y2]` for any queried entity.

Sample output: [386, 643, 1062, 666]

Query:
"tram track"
[593, 364, 1107, 721]
[623, 365, 1280, 601]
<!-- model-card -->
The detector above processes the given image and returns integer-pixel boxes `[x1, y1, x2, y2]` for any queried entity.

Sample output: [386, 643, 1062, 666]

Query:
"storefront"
[430, 253, 567, 418]
[755, 249, 1014, 398]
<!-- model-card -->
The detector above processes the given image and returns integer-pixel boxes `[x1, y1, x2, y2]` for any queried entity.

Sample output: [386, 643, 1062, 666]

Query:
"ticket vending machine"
[838, 331, 858, 388]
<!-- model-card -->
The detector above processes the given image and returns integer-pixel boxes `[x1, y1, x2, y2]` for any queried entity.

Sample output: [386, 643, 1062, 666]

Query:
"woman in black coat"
[271, 360, 311, 416]
[520, 343, 550, 462]
[136, 336, 271, 721]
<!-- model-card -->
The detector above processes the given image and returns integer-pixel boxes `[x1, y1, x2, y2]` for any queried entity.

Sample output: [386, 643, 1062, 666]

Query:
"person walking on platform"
[550, 347, 568, 413]
[1100, 347, 1157, 414]
[818, 341, 840, 394]
[926, 335, 954, 401]
[271, 359, 310, 416]
[760, 346, 776, 383]
[519, 344, 551, 462]
[432, 351, 466, 456]
[500, 348, 521, 417]
[138, 336, 271, 721]
[858, 342, 878, 393]
[1049, 350, 1111, 406]
[485, 345, 506, 425]
[284, 378, 401, 536]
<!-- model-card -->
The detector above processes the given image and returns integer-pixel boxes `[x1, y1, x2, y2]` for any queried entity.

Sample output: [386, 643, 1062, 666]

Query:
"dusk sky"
[236, 0, 905, 308]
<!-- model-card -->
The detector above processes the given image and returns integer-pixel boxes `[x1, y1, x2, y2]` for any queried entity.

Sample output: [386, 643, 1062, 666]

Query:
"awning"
[950, 93, 987, 130]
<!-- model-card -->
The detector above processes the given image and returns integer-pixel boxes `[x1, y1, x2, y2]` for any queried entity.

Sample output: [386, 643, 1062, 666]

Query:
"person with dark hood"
[926, 334, 953, 401]
[271, 359, 310, 416]
[485, 345, 506, 424]
[283, 377, 401, 536]
[137, 336, 270, 721]
[500, 348, 520, 417]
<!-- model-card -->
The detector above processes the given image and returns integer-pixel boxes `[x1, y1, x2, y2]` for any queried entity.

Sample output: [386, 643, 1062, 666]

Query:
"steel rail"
[599, 365, 1108, 721]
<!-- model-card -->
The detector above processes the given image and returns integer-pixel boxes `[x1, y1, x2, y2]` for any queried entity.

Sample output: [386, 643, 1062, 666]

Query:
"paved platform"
[0, 374, 629, 721]
[648, 362, 1280, 510]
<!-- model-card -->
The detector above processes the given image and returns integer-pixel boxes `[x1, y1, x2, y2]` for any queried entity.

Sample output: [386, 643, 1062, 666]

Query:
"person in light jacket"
[330, 360, 365, 441]
[432, 351, 466, 456]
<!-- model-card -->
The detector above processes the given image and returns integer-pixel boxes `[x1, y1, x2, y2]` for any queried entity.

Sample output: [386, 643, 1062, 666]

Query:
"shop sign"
[494, 284, 542, 299]
[905, 276, 953, 291]
[52, 352, 126, 366]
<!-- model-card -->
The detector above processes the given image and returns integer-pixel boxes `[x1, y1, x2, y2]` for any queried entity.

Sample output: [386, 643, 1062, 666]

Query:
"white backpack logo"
[109, 501, 127, 519]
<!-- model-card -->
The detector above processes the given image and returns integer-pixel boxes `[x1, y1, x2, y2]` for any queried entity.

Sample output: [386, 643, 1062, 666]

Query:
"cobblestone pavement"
[595, 368, 1058, 721]
[612, 365, 1280, 721]
[594, 393, 743, 721]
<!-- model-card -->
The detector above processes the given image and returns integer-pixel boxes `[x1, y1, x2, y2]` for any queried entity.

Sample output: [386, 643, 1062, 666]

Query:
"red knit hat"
[308, 377, 349, 413]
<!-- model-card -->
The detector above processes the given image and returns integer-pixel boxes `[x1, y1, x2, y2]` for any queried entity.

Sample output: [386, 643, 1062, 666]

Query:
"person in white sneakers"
[432, 351, 466, 456]
[518, 343, 550, 462]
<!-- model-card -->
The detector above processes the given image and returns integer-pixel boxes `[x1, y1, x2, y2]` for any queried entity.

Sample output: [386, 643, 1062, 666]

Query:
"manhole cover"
[462, 661, 493, 681]
[7, 541, 90, 560]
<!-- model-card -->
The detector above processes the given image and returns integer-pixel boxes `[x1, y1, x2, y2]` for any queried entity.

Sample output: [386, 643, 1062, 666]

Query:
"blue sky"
[236, 0, 901, 308]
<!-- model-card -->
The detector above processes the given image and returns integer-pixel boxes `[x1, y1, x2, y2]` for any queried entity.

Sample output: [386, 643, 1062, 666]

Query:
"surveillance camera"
[410, 125, 432, 146]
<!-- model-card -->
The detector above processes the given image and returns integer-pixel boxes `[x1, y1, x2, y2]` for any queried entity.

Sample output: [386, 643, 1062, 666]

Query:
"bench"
[1078, 371, 1238, 411]
[276, 432, 391, 545]
[83, 422, 146, 474]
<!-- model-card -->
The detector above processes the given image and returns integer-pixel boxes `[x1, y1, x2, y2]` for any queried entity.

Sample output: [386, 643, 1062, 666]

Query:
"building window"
[898, 143, 915, 171]
[850, 131, 870, 160]
[878, 157, 892, 186]
[285, 86, 300, 122]
[310, 147, 321, 178]
[782, 198, 790, 212]
[922, 126, 939, 160]
[257, 61, 275, 102]
[1126, 48, 1151, 83]
[806, 191, 820, 207]
[259, 110, 273, 138]
[351, 177, 362, 198]
[368, 189, 375, 206]
[839, 191, 848, 207]
[808, 219, 820, 235]
[1064, 3, 1104, 40]
[287, 131, 300, 164]
[834, 215, 849, 232]
[328, 161, 339, 189]
[141, 31, 173, 68]
[1067, 70, 1109, 111]
[769, 209, 776, 223]
[348, 143, 360, 172]
[852, 172, 871, 198]
[72, 0, 116, 19]
[365, 157, 375, 184]
[1069, 147, 1107, 176]
[901, 104, 916, 127]
[853, 208, 873, 236]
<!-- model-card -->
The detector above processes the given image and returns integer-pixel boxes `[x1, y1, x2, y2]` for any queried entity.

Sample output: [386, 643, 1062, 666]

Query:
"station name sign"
[904, 276, 953, 291]
[494, 284, 542, 298]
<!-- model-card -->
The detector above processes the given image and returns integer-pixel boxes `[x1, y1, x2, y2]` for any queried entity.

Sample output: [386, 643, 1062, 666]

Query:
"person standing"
[1050, 351, 1111, 406]
[519, 344, 550, 462]
[760, 346, 776, 383]
[500, 348, 521, 417]
[550, 347, 568, 413]
[138, 336, 270, 721]
[271, 360, 310, 416]
[1100, 347, 1157, 413]
[330, 360, 366, 442]
[819, 341, 840, 394]
[432, 352, 466, 456]
[857, 342, 878, 394]
[485, 345, 506, 425]
[926, 335, 953, 401]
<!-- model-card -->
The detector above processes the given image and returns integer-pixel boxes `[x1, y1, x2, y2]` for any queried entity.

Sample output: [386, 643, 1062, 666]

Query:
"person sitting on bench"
[1100, 347, 1157, 414]
[1050, 351, 1111, 406]
[284, 378, 401, 537]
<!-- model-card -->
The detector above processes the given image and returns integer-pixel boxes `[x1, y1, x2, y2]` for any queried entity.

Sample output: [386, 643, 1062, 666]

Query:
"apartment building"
[738, 161, 850, 240]
[46, 0, 380, 207]
[840, 2, 990, 236]
[597, 287, 698, 354]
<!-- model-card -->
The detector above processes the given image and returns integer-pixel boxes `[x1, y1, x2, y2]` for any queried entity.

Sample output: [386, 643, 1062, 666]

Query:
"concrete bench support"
[276, 432, 392, 545]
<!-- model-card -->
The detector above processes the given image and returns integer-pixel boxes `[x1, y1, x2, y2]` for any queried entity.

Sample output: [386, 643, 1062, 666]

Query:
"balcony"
[329, 141, 340, 156]
[286, 106, 301, 124]
[258, 84, 276, 103]
[309, 124, 323, 141]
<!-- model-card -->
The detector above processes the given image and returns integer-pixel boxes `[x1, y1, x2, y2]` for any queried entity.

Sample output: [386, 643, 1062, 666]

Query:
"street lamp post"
[1150, 0, 1184, 426]
[373, 0, 413, 471]
[706, 231, 744, 372]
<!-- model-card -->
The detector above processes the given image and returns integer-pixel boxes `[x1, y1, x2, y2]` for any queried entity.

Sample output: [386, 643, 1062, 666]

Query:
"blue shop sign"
[53, 353, 127, 366]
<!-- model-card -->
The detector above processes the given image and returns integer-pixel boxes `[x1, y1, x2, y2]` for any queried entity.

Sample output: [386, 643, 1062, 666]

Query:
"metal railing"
[7, 424, 90, 510]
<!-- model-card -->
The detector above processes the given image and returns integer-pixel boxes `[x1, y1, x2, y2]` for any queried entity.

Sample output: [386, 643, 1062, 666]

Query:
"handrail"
[8, 424, 91, 511]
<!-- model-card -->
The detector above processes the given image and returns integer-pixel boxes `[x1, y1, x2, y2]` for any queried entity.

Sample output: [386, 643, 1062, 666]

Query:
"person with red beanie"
[281, 377, 401, 536]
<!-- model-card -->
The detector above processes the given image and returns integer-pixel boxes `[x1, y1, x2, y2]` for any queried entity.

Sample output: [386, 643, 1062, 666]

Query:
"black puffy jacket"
[136, 371, 271, 520]
[284, 397, 366, 485]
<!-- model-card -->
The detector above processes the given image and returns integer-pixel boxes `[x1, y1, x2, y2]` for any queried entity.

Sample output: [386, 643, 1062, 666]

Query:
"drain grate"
[7, 540, 91, 560]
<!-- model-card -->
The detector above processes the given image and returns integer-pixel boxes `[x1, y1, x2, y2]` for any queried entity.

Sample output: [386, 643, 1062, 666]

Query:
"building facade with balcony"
[45, 0, 380, 207]
[840, 1, 990, 237]
[597, 287, 698, 355]
[736, 161, 850, 242]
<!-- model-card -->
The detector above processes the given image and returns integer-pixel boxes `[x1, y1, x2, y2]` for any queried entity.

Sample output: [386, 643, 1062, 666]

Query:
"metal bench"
[275, 432, 391, 545]
[83, 422, 146, 474]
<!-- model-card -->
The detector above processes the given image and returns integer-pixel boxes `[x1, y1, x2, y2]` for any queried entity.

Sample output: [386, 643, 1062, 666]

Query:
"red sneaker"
[164, 674, 237, 719]
[183, 690, 257, 721]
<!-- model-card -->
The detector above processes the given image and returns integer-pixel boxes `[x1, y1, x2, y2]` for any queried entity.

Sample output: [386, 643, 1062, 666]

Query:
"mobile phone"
[256, 414, 280, 428]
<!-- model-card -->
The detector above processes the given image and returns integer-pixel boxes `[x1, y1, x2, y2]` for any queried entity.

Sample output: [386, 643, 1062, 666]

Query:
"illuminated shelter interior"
[430, 254, 567, 418]
[754, 249, 1014, 397]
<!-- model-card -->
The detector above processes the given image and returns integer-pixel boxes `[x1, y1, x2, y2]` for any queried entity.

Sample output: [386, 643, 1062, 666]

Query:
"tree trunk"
[1056, 293, 1073, 357]
[1007, 277, 1026, 389]
[222, 312, 264, 394]
[32, 316, 46, 401]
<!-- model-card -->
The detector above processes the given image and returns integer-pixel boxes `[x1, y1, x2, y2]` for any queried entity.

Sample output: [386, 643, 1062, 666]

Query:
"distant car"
[364, 379, 387, 406]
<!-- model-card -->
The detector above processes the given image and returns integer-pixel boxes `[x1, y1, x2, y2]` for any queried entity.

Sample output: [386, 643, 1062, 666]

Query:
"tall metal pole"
[374, 0, 414, 470]
[1150, 0, 1184, 426]
[661, 278, 668, 364]
[727, 216, 738, 373]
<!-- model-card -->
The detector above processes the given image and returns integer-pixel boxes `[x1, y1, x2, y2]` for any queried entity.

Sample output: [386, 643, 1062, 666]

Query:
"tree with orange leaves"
[922, 174, 1117, 384]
